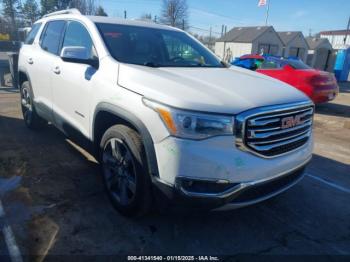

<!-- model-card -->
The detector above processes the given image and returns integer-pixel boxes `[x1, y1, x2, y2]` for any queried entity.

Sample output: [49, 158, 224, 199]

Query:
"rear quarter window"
[24, 23, 42, 45]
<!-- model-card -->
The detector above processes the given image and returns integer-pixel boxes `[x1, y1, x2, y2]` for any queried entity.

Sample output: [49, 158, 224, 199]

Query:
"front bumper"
[152, 156, 310, 210]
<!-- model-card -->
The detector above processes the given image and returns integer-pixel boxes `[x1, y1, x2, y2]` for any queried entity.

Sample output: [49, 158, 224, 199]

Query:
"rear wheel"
[20, 81, 45, 129]
[100, 125, 152, 217]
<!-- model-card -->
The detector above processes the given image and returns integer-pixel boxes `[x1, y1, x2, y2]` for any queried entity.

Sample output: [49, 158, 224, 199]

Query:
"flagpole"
[265, 0, 270, 26]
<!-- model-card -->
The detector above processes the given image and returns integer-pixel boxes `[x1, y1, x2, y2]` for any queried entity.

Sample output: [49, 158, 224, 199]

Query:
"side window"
[24, 23, 42, 45]
[40, 20, 66, 55]
[62, 21, 96, 59]
[260, 60, 279, 69]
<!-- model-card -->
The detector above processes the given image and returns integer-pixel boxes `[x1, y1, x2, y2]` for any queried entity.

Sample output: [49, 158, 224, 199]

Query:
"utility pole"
[221, 25, 224, 37]
[182, 19, 185, 30]
[265, 0, 271, 26]
[343, 16, 350, 45]
[124, 10, 127, 19]
[154, 15, 157, 23]
[209, 27, 212, 48]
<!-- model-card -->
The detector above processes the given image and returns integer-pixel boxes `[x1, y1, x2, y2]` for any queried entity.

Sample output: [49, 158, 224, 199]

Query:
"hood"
[118, 63, 310, 114]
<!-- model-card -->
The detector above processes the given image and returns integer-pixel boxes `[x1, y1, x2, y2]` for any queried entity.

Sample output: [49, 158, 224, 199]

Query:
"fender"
[93, 102, 160, 178]
[18, 68, 53, 123]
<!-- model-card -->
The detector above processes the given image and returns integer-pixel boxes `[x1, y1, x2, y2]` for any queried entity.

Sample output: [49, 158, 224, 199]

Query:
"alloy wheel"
[102, 138, 137, 206]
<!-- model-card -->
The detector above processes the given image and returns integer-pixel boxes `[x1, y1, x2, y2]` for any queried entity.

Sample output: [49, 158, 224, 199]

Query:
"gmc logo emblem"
[281, 115, 304, 129]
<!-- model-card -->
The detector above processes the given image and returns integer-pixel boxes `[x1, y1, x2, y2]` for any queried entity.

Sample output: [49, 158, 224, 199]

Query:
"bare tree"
[140, 13, 152, 21]
[85, 0, 95, 15]
[160, 0, 188, 29]
[70, 0, 95, 15]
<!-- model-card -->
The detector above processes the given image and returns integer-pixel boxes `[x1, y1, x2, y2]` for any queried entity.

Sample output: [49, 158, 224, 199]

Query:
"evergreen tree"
[40, 0, 57, 15]
[95, 5, 107, 16]
[0, 0, 20, 39]
[22, 0, 40, 24]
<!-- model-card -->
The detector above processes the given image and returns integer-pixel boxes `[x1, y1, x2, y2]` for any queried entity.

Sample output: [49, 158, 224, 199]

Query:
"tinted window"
[40, 20, 66, 55]
[24, 23, 42, 45]
[286, 59, 311, 69]
[62, 21, 95, 58]
[260, 58, 311, 70]
[96, 23, 223, 68]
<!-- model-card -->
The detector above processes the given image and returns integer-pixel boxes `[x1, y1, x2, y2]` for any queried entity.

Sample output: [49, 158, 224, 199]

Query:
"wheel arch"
[93, 102, 159, 178]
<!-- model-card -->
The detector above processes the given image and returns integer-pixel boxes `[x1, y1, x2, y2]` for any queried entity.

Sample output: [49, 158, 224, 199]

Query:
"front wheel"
[20, 81, 45, 129]
[100, 125, 152, 217]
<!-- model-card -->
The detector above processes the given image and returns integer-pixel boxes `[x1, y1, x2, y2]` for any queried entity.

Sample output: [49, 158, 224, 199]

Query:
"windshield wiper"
[220, 61, 231, 68]
[143, 61, 159, 67]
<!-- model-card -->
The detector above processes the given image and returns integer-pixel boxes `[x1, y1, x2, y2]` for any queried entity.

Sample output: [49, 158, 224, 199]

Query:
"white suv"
[18, 9, 314, 216]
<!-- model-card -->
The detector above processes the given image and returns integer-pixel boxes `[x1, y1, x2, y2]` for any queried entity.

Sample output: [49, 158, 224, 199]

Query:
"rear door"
[51, 20, 98, 138]
[30, 20, 66, 121]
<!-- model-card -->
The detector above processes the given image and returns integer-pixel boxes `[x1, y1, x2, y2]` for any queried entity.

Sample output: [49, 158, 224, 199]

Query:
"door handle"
[27, 58, 33, 64]
[53, 66, 61, 75]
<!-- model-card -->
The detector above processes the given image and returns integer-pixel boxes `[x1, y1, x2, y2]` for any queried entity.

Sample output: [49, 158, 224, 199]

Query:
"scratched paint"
[234, 157, 245, 169]
[162, 144, 178, 155]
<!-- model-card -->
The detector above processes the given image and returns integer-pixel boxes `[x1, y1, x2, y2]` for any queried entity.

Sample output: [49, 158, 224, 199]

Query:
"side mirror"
[250, 64, 258, 71]
[60, 46, 99, 68]
[283, 64, 294, 71]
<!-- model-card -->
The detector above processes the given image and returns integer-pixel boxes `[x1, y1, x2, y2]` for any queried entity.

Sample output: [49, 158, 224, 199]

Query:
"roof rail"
[43, 8, 81, 18]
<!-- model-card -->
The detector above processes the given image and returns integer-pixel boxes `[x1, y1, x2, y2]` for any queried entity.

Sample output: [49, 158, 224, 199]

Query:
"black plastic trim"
[93, 102, 160, 178]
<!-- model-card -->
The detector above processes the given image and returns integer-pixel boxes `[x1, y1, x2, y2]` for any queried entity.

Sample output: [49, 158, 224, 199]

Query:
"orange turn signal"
[158, 108, 177, 134]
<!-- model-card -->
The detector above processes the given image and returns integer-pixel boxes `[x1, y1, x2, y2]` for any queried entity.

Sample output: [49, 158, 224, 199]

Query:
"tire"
[100, 125, 152, 217]
[20, 81, 45, 129]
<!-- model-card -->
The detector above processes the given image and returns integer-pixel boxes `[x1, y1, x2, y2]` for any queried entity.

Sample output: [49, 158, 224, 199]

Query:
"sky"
[95, 0, 350, 37]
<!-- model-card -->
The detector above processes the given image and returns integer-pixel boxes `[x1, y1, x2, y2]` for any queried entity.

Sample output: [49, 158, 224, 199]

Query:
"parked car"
[18, 9, 314, 216]
[232, 55, 339, 104]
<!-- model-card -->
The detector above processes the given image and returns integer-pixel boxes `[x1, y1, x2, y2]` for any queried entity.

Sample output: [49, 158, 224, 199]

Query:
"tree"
[95, 5, 107, 16]
[160, 0, 188, 29]
[70, 0, 95, 15]
[140, 13, 152, 21]
[40, 0, 57, 15]
[22, 0, 40, 24]
[0, 0, 20, 39]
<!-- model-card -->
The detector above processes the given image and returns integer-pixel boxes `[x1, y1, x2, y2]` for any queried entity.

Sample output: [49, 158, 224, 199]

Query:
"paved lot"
[0, 82, 349, 259]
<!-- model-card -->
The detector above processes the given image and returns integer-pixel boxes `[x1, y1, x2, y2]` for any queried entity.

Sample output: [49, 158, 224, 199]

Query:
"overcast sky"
[97, 0, 350, 36]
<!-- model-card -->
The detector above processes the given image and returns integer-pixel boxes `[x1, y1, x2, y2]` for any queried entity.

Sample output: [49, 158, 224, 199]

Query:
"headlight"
[143, 98, 234, 139]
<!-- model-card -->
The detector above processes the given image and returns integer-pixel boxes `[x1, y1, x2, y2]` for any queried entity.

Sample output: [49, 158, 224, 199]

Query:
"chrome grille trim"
[249, 131, 311, 152]
[235, 101, 314, 158]
[248, 120, 312, 139]
[250, 130, 311, 145]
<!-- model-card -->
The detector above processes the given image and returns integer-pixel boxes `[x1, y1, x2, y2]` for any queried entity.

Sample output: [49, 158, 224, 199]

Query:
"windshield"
[96, 23, 223, 68]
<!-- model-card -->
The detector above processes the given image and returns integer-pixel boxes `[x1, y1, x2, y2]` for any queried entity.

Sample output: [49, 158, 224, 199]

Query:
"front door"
[51, 21, 98, 138]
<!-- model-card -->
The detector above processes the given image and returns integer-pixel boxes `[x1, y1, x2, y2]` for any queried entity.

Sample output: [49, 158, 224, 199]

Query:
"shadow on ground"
[316, 103, 350, 118]
[0, 114, 350, 256]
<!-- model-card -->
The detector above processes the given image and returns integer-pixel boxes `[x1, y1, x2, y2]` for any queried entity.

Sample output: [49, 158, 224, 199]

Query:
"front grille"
[237, 103, 314, 157]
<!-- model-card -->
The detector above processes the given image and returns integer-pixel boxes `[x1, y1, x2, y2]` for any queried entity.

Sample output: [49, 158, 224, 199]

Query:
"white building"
[215, 26, 284, 62]
[278, 31, 309, 62]
[320, 30, 350, 50]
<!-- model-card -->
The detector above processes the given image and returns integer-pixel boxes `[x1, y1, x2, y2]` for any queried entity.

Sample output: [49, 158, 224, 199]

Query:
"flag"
[258, 0, 267, 7]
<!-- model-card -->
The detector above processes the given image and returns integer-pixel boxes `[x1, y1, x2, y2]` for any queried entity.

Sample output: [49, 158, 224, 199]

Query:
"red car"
[232, 55, 339, 104]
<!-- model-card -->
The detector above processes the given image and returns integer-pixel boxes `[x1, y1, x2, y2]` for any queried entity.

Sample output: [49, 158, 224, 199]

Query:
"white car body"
[18, 10, 314, 211]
